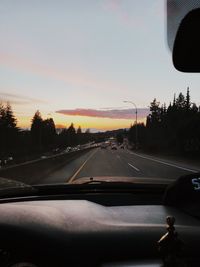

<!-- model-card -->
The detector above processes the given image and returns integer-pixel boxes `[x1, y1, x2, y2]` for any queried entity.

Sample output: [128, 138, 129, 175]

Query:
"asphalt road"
[40, 147, 199, 184]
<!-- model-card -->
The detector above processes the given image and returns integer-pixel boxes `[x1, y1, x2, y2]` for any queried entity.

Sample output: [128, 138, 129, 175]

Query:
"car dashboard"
[0, 192, 199, 267]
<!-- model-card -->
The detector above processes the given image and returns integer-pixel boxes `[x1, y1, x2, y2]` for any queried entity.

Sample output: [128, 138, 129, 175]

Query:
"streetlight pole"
[123, 101, 138, 149]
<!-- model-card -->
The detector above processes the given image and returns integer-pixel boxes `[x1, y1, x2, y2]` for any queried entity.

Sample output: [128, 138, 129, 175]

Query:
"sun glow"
[16, 112, 146, 131]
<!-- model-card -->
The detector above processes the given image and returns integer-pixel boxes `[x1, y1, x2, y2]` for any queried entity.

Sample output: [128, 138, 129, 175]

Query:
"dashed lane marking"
[128, 163, 140, 172]
[129, 152, 198, 173]
[68, 149, 98, 183]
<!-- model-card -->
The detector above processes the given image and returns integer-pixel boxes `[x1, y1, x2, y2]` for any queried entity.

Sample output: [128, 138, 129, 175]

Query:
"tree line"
[0, 102, 128, 164]
[0, 105, 96, 162]
[129, 88, 200, 156]
[1, 87, 199, 163]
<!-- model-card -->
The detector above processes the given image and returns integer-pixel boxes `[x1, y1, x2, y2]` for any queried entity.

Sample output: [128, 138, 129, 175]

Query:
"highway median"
[0, 147, 96, 184]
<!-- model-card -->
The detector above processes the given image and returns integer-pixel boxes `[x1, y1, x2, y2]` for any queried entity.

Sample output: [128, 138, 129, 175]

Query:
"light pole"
[123, 100, 138, 149]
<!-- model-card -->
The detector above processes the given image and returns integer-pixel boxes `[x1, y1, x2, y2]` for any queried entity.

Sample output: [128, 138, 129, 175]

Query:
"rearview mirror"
[173, 8, 200, 72]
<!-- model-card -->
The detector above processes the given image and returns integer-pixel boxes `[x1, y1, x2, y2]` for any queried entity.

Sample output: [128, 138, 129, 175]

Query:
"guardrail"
[0, 147, 96, 184]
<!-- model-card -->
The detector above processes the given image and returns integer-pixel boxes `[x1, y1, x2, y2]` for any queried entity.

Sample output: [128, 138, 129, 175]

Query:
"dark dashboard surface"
[0, 199, 199, 266]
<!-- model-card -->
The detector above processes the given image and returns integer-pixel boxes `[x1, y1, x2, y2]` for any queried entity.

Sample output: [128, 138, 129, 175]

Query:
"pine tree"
[163, 103, 167, 114]
[77, 126, 82, 134]
[42, 118, 56, 147]
[5, 103, 17, 128]
[68, 123, 76, 135]
[173, 94, 176, 106]
[31, 110, 43, 148]
[176, 93, 185, 109]
[0, 103, 5, 130]
[67, 123, 76, 146]
[0, 103, 18, 152]
[186, 87, 191, 110]
[76, 125, 82, 144]
[149, 98, 161, 125]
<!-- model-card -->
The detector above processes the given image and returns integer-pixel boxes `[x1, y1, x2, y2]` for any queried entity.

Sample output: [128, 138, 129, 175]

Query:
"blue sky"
[0, 0, 200, 130]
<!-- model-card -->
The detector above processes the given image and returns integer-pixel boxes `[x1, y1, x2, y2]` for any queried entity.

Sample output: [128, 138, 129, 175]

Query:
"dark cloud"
[56, 108, 149, 120]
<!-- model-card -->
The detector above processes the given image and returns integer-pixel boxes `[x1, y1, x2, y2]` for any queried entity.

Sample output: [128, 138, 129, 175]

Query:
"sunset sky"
[1, 0, 200, 131]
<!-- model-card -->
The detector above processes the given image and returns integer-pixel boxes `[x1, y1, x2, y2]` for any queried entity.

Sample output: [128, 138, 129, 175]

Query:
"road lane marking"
[68, 149, 98, 183]
[128, 163, 140, 172]
[130, 152, 198, 173]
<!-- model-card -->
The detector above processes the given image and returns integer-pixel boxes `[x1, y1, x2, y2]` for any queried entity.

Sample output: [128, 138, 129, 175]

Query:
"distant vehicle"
[0, 156, 13, 166]
[101, 143, 107, 149]
[120, 145, 124, 149]
[111, 145, 117, 150]
[65, 147, 72, 153]
[52, 148, 60, 154]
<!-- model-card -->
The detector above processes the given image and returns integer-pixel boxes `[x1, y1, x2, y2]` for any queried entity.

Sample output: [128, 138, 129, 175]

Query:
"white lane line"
[130, 152, 198, 173]
[128, 163, 140, 172]
[68, 149, 98, 183]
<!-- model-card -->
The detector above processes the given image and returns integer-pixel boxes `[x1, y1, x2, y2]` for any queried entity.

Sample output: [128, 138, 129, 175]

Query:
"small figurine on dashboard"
[157, 216, 187, 267]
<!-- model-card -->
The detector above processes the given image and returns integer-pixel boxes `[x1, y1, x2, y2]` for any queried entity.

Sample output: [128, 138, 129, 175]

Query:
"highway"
[40, 147, 199, 184]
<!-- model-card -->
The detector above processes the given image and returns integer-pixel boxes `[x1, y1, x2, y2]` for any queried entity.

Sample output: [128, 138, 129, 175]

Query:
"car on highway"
[0, 1, 200, 266]
[52, 148, 60, 154]
[100, 142, 107, 149]
[65, 147, 72, 153]
[40, 155, 47, 159]
[111, 144, 117, 150]
[0, 156, 14, 167]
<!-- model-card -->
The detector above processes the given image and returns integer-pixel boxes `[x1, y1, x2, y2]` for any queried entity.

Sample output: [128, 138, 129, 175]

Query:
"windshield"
[0, 0, 199, 188]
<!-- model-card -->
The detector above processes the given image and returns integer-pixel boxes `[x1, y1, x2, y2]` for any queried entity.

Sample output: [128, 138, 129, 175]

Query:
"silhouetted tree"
[77, 126, 82, 134]
[186, 87, 191, 110]
[129, 88, 200, 155]
[58, 128, 68, 147]
[31, 110, 43, 149]
[77, 126, 82, 144]
[42, 118, 56, 148]
[128, 123, 146, 149]
[67, 123, 76, 146]
[0, 103, 18, 153]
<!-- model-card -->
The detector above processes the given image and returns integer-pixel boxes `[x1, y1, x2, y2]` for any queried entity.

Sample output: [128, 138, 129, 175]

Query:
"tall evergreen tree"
[76, 125, 82, 144]
[176, 93, 185, 109]
[4, 103, 17, 128]
[0, 103, 18, 152]
[186, 87, 191, 110]
[147, 99, 161, 125]
[42, 118, 56, 147]
[77, 126, 82, 134]
[67, 123, 76, 146]
[31, 110, 43, 149]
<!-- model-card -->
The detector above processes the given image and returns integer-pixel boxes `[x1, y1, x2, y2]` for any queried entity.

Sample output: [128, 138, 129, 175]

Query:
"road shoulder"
[128, 150, 200, 173]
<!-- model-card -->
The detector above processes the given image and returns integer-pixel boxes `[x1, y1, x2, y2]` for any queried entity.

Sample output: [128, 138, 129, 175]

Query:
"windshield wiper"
[80, 178, 134, 185]
[0, 177, 167, 201]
